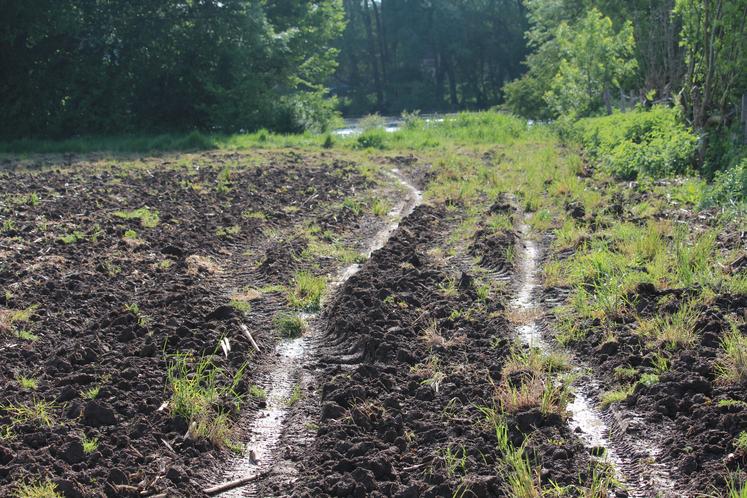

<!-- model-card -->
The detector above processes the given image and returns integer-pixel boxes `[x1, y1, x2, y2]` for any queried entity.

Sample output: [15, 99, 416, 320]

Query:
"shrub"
[573, 106, 697, 180]
[703, 158, 747, 207]
[356, 129, 387, 149]
[359, 113, 386, 131]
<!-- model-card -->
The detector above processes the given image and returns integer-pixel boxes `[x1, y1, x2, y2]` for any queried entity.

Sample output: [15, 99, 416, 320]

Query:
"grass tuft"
[16, 376, 39, 390]
[716, 320, 747, 385]
[113, 207, 159, 228]
[166, 352, 246, 448]
[81, 434, 99, 454]
[12, 480, 62, 498]
[273, 313, 308, 338]
[287, 271, 326, 310]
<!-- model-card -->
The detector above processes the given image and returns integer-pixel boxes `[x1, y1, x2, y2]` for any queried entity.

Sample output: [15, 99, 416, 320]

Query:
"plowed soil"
[0, 151, 399, 497]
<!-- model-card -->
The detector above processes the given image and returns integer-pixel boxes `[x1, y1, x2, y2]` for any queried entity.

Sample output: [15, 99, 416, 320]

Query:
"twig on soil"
[240, 323, 261, 352]
[299, 193, 319, 208]
[203, 470, 272, 496]
[403, 462, 430, 471]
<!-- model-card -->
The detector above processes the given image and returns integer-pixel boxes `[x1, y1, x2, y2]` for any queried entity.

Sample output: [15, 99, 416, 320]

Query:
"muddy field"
[1, 147, 746, 498]
[0, 151, 405, 496]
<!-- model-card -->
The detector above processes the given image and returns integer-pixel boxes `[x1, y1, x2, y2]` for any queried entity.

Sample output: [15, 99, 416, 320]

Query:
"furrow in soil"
[512, 214, 680, 497]
[209, 170, 422, 497]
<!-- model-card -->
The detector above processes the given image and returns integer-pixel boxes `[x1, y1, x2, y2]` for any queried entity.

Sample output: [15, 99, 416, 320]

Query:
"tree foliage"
[675, 0, 747, 128]
[0, 0, 345, 138]
[334, 0, 528, 115]
[545, 8, 637, 118]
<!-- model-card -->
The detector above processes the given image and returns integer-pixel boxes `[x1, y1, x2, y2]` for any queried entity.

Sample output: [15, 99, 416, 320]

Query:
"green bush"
[703, 158, 747, 207]
[573, 106, 697, 179]
[356, 129, 387, 149]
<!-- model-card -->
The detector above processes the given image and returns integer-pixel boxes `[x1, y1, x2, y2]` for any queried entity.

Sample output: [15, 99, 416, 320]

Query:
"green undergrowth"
[568, 106, 746, 207]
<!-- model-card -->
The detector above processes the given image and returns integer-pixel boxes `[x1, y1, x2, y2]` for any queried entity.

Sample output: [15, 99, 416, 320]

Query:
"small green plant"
[81, 386, 100, 400]
[637, 373, 659, 388]
[113, 207, 159, 228]
[166, 351, 246, 448]
[123, 229, 138, 239]
[718, 399, 747, 409]
[249, 385, 267, 400]
[651, 352, 670, 374]
[273, 313, 307, 338]
[216, 165, 232, 194]
[12, 479, 62, 498]
[59, 230, 85, 244]
[216, 225, 241, 237]
[613, 366, 637, 381]
[16, 330, 39, 342]
[735, 432, 747, 452]
[241, 210, 267, 220]
[716, 322, 747, 385]
[2, 305, 38, 336]
[441, 446, 468, 478]
[287, 271, 326, 310]
[2, 400, 55, 427]
[81, 434, 99, 454]
[159, 259, 173, 270]
[438, 276, 459, 297]
[124, 303, 140, 315]
[16, 376, 38, 390]
[637, 301, 700, 350]
[229, 299, 251, 314]
[102, 260, 122, 276]
[322, 134, 334, 149]
[342, 197, 363, 216]
[287, 384, 302, 406]
[371, 198, 391, 216]
[725, 470, 747, 498]
[600, 386, 633, 408]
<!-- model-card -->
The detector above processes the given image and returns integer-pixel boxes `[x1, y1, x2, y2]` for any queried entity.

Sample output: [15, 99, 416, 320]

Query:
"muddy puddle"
[511, 215, 678, 498]
[209, 169, 422, 496]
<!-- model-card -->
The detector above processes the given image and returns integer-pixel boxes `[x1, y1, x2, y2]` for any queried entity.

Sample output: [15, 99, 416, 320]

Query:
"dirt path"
[208, 169, 422, 496]
[226, 187, 608, 497]
[511, 214, 679, 497]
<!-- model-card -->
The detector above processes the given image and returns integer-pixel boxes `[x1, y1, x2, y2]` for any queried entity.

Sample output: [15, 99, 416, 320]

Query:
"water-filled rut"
[511, 215, 679, 497]
[207, 169, 422, 496]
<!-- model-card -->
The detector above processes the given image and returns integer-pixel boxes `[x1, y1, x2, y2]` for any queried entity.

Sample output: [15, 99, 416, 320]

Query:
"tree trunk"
[603, 87, 612, 115]
[444, 54, 458, 110]
[371, 0, 387, 89]
[362, 0, 384, 112]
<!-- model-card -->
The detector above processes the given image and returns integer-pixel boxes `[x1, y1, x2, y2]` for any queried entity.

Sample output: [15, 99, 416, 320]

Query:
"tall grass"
[716, 320, 747, 384]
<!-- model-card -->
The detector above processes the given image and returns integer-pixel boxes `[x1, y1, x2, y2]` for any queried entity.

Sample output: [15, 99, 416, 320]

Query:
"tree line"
[333, 0, 528, 116]
[0, 0, 745, 143]
[0, 0, 344, 139]
[501, 0, 746, 159]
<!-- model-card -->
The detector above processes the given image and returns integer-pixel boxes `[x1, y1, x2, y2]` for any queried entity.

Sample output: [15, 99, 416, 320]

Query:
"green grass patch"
[12, 479, 62, 498]
[113, 207, 159, 228]
[166, 351, 246, 448]
[273, 313, 308, 338]
[15, 376, 38, 390]
[287, 271, 326, 310]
